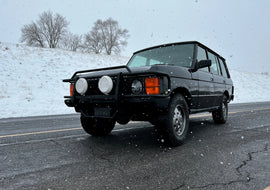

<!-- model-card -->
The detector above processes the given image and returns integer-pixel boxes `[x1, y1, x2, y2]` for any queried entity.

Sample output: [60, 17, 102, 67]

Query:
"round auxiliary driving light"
[131, 80, 143, 95]
[98, 76, 113, 95]
[75, 78, 88, 95]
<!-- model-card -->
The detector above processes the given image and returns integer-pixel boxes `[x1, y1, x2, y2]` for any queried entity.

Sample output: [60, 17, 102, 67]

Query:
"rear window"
[218, 57, 229, 78]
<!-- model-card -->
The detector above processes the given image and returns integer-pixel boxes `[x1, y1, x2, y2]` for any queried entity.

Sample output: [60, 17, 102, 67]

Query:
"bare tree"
[86, 18, 129, 55]
[38, 11, 69, 48]
[61, 32, 82, 51]
[21, 22, 44, 47]
[21, 11, 69, 48]
[102, 18, 129, 55]
[84, 30, 103, 54]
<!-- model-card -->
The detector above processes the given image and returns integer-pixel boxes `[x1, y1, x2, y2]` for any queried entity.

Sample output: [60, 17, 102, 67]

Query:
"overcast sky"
[1, 0, 270, 73]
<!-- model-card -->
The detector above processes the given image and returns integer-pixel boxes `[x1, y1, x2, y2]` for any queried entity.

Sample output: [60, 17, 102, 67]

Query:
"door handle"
[210, 77, 214, 81]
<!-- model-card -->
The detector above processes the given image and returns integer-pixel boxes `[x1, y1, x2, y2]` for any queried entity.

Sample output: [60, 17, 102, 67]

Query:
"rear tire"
[212, 95, 228, 124]
[80, 116, 115, 136]
[162, 94, 189, 146]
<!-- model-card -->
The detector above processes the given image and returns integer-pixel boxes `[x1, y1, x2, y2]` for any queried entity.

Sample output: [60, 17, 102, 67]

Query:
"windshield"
[127, 44, 194, 68]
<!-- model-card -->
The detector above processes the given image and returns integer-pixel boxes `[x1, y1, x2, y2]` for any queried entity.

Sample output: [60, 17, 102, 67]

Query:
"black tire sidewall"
[212, 95, 228, 124]
[80, 116, 115, 136]
[165, 94, 189, 146]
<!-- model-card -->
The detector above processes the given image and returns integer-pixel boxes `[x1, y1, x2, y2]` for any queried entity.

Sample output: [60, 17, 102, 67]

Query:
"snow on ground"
[230, 70, 270, 103]
[0, 42, 128, 118]
[0, 42, 270, 119]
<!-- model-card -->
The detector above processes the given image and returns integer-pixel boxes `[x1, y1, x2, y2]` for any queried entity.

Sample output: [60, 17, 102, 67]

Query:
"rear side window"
[208, 51, 221, 75]
[197, 46, 209, 72]
[218, 58, 229, 78]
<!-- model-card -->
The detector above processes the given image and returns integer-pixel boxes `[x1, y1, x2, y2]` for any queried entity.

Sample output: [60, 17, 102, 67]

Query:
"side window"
[208, 51, 221, 75]
[218, 57, 229, 78]
[197, 46, 209, 72]
[215, 56, 221, 75]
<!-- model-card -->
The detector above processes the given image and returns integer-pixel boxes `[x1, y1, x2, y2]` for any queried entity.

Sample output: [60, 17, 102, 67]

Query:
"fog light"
[131, 80, 143, 95]
[75, 78, 88, 95]
[98, 76, 113, 95]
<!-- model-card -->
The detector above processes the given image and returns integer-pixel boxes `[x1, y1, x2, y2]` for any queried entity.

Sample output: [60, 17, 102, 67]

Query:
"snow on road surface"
[0, 42, 270, 119]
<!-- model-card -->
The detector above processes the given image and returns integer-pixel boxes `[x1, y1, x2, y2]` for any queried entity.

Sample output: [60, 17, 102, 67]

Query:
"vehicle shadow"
[63, 118, 232, 169]
[75, 117, 227, 151]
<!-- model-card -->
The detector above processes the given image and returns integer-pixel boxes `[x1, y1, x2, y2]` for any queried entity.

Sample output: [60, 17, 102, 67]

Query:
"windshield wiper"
[152, 63, 175, 66]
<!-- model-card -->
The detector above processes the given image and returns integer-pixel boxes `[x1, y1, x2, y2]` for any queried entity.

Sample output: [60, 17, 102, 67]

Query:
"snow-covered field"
[0, 42, 270, 119]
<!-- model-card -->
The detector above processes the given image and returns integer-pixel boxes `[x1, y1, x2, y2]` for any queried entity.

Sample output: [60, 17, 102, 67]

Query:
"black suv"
[63, 41, 234, 146]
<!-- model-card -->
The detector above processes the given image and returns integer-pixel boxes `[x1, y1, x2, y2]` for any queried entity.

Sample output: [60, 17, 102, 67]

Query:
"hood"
[75, 65, 156, 79]
[74, 64, 191, 79]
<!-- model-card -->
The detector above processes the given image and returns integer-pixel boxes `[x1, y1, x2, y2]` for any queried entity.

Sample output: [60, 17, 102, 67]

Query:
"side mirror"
[189, 60, 211, 72]
[197, 60, 211, 69]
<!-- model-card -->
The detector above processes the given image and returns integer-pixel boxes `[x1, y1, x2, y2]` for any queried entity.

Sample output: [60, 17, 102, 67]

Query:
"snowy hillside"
[0, 42, 270, 119]
[0, 42, 128, 118]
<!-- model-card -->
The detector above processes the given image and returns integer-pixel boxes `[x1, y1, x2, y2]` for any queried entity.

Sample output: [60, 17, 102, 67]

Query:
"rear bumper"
[229, 94, 234, 102]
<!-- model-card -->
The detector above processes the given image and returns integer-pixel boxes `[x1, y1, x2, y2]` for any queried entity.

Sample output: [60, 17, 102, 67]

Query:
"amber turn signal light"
[145, 77, 160, 94]
[70, 83, 74, 96]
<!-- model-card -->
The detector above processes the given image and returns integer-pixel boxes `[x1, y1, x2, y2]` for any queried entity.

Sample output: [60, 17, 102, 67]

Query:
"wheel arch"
[171, 87, 192, 108]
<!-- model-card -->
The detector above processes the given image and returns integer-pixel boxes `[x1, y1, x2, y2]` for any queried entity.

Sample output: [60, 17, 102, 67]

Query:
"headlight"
[75, 78, 88, 95]
[98, 76, 113, 95]
[131, 80, 143, 95]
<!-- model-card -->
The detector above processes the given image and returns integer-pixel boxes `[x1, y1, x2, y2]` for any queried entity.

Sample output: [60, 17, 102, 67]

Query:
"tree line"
[20, 11, 129, 55]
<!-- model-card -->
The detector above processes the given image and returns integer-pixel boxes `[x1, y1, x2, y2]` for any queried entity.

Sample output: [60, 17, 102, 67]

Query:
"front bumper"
[64, 69, 171, 119]
[64, 95, 170, 119]
[64, 98, 74, 107]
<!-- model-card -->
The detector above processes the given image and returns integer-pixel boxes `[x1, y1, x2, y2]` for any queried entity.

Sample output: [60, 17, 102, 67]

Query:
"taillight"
[70, 83, 74, 96]
[145, 77, 160, 95]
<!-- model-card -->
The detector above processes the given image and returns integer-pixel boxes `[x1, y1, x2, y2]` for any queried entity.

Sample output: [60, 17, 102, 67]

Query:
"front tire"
[212, 95, 228, 124]
[162, 94, 189, 146]
[80, 116, 115, 136]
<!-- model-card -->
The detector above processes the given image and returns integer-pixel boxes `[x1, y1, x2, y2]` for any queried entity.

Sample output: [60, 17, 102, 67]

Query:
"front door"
[192, 45, 216, 109]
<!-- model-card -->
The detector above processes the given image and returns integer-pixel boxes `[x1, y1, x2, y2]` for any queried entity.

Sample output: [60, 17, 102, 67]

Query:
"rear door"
[218, 57, 233, 96]
[208, 51, 225, 106]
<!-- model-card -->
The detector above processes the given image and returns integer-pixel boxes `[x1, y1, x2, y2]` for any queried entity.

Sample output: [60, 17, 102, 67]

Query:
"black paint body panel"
[63, 41, 234, 120]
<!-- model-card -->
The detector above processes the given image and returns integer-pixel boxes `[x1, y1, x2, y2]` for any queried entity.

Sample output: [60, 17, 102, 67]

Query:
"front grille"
[85, 76, 117, 96]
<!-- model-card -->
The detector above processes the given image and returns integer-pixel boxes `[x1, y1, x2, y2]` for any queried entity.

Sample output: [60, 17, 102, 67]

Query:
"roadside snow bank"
[230, 70, 270, 103]
[0, 42, 269, 118]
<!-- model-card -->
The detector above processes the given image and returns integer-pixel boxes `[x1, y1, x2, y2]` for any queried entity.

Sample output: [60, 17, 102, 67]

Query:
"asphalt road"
[0, 102, 270, 190]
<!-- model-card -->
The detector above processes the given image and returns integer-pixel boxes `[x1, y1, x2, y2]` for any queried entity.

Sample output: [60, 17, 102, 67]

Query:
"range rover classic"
[63, 41, 234, 146]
